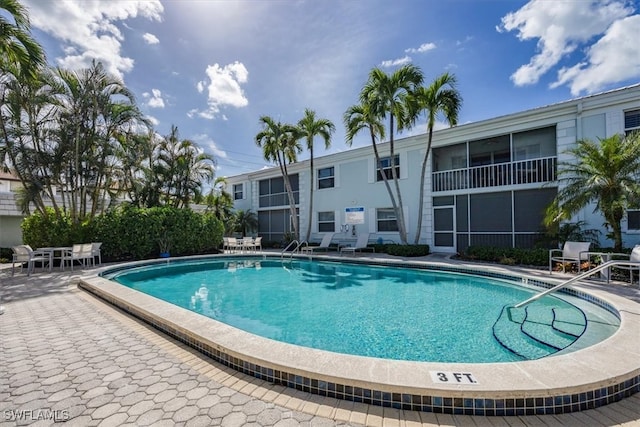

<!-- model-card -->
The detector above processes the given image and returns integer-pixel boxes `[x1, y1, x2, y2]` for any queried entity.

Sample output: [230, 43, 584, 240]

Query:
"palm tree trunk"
[388, 115, 408, 244]
[370, 129, 402, 239]
[278, 152, 299, 241]
[305, 146, 314, 242]
[414, 128, 434, 244]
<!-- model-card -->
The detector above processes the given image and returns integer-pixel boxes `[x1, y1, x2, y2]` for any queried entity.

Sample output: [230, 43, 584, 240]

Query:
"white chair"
[222, 237, 230, 252]
[549, 241, 592, 273]
[253, 236, 262, 252]
[227, 237, 239, 253]
[302, 233, 334, 254]
[240, 237, 255, 253]
[340, 233, 375, 256]
[91, 242, 102, 266]
[11, 245, 51, 276]
[64, 244, 94, 270]
[615, 245, 640, 286]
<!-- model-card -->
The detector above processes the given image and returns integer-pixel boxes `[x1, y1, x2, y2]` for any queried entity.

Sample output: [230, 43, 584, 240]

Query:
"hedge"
[21, 206, 224, 261]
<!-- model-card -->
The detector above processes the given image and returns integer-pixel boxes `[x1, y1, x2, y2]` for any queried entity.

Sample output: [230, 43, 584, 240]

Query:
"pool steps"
[492, 305, 587, 359]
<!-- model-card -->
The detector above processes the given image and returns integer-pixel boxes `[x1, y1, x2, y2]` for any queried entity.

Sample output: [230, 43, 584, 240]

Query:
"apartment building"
[228, 84, 640, 253]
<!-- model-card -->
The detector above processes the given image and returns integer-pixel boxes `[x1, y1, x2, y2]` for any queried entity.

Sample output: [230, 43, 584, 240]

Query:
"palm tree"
[233, 209, 258, 237]
[357, 65, 424, 244]
[114, 129, 162, 208]
[255, 116, 302, 240]
[412, 72, 462, 243]
[157, 125, 215, 208]
[544, 133, 640, 251]
[0, 0, 45, 79]
[297, 108, 335, 242]
[54, 61, 145, 222]
[344, 103, 408, 239]
[204, 177, 234, 223]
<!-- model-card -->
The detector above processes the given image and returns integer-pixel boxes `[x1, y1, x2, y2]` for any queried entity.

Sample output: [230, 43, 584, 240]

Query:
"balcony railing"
[432, 156, 557, 192]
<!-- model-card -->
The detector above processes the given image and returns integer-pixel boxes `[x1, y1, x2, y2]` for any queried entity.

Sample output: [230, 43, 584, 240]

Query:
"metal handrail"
[515, 260, 640, 308]
[280, 240, 307, 259]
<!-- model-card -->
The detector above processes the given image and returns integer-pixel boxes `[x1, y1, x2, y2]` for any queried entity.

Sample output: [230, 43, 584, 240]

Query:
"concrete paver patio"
[1, 257, 639, 426]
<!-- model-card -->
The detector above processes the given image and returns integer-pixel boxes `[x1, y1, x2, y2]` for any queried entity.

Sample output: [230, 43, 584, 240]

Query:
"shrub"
[370, 244, 430, 257]
[22, 208, 90, 248]
[21, 206, 224, 262]
[464, 246, 549, 267]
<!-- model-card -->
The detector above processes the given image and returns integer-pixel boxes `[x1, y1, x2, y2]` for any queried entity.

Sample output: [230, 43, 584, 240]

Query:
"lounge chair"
[549, 241, 591, 273]
[340, 233, 375, 256]
[11, 245, 51, 276]
[613, 245, 640, 286]
[301, 233, 334, 254]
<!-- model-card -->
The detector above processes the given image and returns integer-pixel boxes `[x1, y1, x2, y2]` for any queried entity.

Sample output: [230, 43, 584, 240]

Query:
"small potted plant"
[158, 231, 171, 258]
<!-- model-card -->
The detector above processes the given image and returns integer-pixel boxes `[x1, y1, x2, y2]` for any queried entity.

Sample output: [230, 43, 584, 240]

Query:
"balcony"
[432, 156, 557, 192]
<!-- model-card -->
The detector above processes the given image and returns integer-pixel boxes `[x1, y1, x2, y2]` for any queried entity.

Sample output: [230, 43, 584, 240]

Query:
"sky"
[18, 0, 640, 178]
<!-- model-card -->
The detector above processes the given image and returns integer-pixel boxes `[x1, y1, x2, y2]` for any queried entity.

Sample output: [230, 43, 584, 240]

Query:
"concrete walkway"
[1, 259, 639, 426]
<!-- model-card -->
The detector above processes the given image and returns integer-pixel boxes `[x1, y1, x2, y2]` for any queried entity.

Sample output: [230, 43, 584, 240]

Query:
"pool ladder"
[280, 240, 307, 260]
[515, 260, 640, 307]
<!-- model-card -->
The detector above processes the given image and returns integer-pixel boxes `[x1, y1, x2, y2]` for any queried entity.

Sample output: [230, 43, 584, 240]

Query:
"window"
[233, 183, 243, 200]
[376, 155, 400, 182]
[377, 208, 398, 232]
[317, 167, 334, 189]
[318, 211, 335, 232]
[628, 210, 640, 231]
[625, 109, 640, 135]
[258, 175, 299, 208]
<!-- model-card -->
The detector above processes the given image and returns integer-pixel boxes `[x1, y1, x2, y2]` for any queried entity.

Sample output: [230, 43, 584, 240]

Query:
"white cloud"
[405, 42, 436, 54]
[143, 33, 160, 45]
[192, 134, 228, 160]
[381, 56, 412, 68]
[146, 115, 160, 126]
[143, 88, 165, 108]
[552, 15, 640, 95]
[456, 36, 473, 47]
[23, 0, 164, 80]
[497, 0, 634, 86]
[193, 62, 249, 120]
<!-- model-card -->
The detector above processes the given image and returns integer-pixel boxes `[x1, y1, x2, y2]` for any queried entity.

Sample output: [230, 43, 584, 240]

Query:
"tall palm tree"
[344, 103, 407, 238]
[255, 116, 302, 240]
[358, 65, 423, 244]
[0, 0, 45, 79]
[412, 72, 462, 244]
[55, 61, 145, 222]
[114, 129, 161, 208]
[157, 125, 215, 208]
[297, 108, 335, 242]
[0, 65, 62, 217]
[544, 133, 640, 251]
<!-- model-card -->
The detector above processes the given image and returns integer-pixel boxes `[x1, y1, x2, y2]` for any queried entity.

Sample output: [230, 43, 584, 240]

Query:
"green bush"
[370, 244, 430, 257]
[464, 246, 549, 266]
[21, 208, 88, 248]
[21, 206, 224, 262]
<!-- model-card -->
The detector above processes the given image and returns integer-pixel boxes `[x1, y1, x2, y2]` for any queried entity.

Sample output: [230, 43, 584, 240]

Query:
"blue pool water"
[108, 258, 620, 363]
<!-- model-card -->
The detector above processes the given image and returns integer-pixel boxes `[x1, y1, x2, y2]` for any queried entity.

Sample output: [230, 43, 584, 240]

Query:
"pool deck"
[1, 253, 640, 426]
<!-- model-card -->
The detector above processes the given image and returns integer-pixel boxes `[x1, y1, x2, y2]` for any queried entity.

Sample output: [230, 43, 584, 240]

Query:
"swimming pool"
[107, 258, 619, 363]
[81, 254, 640, 416]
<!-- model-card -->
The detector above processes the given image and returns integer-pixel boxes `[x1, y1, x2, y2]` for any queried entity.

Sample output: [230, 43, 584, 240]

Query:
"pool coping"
[78, 254, 640, 416]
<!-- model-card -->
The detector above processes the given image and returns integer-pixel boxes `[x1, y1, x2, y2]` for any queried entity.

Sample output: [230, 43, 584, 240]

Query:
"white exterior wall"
[227, 84, 640, 251]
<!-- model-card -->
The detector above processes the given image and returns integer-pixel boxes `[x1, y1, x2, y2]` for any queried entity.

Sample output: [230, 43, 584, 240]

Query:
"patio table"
[38, 247, 72, 271]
